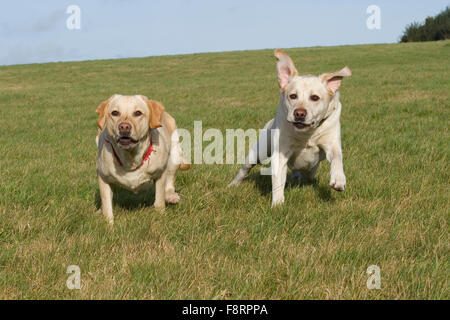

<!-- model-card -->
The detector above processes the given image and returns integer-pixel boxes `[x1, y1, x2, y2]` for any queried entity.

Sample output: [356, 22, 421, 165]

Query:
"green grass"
[0, 40, 449, 299]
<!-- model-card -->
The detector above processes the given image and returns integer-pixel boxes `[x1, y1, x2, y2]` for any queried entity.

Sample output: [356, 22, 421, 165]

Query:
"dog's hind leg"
[306, 162, 320, 181]
[228, 120, 273, 187]
[164, 129, 187, 204]
[290, 171, 305, 184]
[154, 171, 167, 210]
[164, 168, 180, 204]
[228, 141, 254, 186]
[291, 162, 320, 184]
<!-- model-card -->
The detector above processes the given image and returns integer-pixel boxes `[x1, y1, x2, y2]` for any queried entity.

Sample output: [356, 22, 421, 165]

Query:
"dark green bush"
[400, 6, 450, 42]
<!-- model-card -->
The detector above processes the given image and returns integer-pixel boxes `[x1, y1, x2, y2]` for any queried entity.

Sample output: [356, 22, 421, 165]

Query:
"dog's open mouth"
[117, 136, 138, 146]
[292, 122, 310, 129]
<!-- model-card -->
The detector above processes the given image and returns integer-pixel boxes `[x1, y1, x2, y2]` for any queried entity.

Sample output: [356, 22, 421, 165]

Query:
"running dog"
[95, 94, 189, 224]
[229, 50, 351, 207]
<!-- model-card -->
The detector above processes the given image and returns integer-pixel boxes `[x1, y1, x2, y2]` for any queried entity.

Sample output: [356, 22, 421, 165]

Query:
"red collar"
[104, 137, 154, 171]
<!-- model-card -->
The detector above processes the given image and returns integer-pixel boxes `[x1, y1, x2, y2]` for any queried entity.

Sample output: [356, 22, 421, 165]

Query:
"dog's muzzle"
[117, 131, 138, 146]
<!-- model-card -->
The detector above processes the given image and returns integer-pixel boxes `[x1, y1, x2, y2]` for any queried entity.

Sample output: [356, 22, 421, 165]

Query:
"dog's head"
[275, 49, 351, 131]
[95, 94, 164, 149]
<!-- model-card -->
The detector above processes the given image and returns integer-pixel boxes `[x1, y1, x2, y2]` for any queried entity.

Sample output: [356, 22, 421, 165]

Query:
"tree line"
[400, 6, 450, 42]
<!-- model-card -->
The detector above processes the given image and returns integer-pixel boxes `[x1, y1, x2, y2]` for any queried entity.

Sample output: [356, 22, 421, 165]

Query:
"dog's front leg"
[322, 142, 346, 191]
[98, 175, 114, 225]
[271, 149, 289, 207]
[153, 171, 167, 210]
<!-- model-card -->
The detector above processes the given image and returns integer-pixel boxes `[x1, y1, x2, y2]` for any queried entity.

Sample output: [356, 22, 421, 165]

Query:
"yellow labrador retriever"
[229, 50, 351, 207]
[95, 94, 189, 224]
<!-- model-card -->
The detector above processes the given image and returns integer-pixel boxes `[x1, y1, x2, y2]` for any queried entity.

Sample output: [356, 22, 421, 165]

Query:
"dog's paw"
[227, 176, 244, 187]
[227, 171, 248, 187]
[330, 174, 346, 191]
[165, 192, 180, 204]
[227, 181, 236, 187]
[98, 209, 114, 225]
[153, 203, 166, 211]
[271, 196, 285, 208]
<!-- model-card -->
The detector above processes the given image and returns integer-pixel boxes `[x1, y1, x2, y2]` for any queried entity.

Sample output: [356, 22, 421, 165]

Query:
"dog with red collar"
[95, 94, 189, 225]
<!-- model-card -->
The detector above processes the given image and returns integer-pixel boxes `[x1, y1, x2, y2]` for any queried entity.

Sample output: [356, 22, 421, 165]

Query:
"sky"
[0, 0, 448, 65]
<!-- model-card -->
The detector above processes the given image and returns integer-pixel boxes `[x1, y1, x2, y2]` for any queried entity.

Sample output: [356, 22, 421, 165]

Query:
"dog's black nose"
[118, 122, 132, 133]
[294, 108, 307, 121]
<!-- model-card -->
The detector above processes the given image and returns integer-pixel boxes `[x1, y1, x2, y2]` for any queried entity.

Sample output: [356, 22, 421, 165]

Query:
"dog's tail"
[179, 161, 190, 171]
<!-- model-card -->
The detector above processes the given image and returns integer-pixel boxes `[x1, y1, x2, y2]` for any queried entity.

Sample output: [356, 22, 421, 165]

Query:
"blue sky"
[0, 0, 448, 65]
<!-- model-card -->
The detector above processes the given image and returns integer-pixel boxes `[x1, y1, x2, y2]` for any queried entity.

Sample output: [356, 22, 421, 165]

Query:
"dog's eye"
[133, 111, 143, 117]
[289, 93, 298, 100]
[310, 95, 320, 101]
[111, 110, 120, 116]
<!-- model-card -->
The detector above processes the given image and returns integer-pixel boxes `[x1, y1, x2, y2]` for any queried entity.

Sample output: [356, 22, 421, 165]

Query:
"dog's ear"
[141, 96, 165, 129]
[95, 95, 117, 130]
[321, 66, 352, 95]
[275, 49, 298, 91]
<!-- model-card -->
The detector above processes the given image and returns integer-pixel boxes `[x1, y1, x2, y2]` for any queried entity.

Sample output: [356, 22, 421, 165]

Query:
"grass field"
[0, 40, 449, 299]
